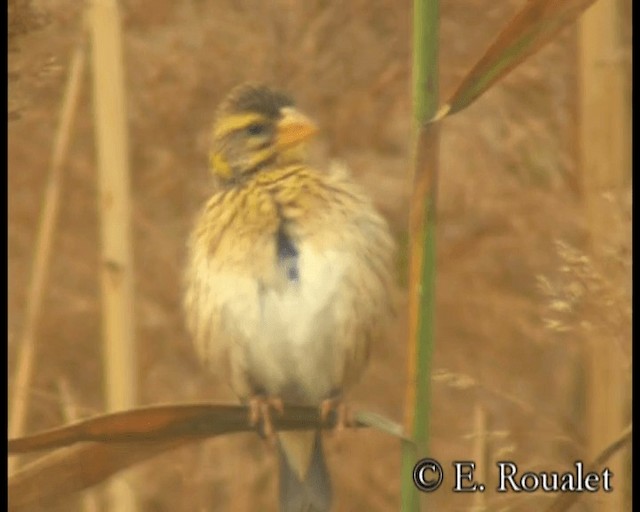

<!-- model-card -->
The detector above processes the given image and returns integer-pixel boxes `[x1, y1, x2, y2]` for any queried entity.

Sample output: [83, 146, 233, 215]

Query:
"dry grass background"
[8, 1, 631, 511]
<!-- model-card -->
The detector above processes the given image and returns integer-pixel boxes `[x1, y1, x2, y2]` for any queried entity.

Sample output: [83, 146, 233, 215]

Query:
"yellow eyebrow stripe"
[213, 113, 266, 139]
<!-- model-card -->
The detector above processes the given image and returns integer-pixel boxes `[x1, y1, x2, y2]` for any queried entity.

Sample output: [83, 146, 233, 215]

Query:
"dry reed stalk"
[472, 402, 488, 512]
[8, 38, 87, 475]
[88, 0, 137, 510]
[57, 379, 100, 512]
[578, 0, 630, 510]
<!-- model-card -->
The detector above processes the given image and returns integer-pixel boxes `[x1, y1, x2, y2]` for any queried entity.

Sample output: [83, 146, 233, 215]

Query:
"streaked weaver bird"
[184, 84, 395, 512]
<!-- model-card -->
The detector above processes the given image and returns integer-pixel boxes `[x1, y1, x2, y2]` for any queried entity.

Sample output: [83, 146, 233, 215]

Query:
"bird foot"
[248, 395, 284, 444]
[320, 396, 352, 433]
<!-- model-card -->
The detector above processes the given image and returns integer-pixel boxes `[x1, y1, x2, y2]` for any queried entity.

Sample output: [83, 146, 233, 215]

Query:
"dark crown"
[221, 84, 294, 120]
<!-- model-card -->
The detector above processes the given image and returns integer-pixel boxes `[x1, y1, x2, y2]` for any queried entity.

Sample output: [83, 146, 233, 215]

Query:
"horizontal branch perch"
[8, 403, 384, 454]
[8, 402, 405, 512]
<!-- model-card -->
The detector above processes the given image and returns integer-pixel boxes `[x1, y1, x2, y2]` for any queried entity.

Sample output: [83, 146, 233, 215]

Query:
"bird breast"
[248, 246, 351, 403]
[189, 239, 355, 404]
[185, 165, 393, 405]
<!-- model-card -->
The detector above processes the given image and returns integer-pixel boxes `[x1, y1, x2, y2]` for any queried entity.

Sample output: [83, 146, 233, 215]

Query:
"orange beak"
[276, 107, 318, 150]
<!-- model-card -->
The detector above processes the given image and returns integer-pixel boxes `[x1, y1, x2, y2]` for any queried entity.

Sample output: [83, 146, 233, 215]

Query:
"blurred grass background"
[8, 0, 631, 511]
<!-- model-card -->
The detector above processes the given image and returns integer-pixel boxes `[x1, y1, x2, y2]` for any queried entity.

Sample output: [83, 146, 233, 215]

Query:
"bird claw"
[249, 395, 284, 444]
[320, 396, 352, 433]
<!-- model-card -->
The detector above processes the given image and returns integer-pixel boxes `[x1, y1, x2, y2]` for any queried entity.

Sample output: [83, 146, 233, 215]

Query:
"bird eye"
[246, 123, 266, 136]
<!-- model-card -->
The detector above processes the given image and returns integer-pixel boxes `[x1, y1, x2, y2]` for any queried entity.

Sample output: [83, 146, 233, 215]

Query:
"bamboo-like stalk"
[88, 0, 137, 510]
[9, 39, 87, 475]
[578, 1, 630, 511]
[57, 379, 100, 512]
[472, 403, 488, 512]
[401, 0, 440, 510]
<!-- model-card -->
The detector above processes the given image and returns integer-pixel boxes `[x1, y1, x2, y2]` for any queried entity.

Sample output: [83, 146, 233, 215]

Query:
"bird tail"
[278, 430, 332, 512]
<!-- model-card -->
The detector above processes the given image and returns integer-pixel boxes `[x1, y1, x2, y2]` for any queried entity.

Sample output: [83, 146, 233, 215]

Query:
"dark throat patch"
[276, 226, 299, 282]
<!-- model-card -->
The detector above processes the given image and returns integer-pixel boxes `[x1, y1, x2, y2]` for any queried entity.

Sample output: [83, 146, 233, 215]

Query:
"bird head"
[209, 84, 318, 183]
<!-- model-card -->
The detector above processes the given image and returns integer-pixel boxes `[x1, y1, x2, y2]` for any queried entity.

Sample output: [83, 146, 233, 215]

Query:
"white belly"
[227, 248, 350, 403]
